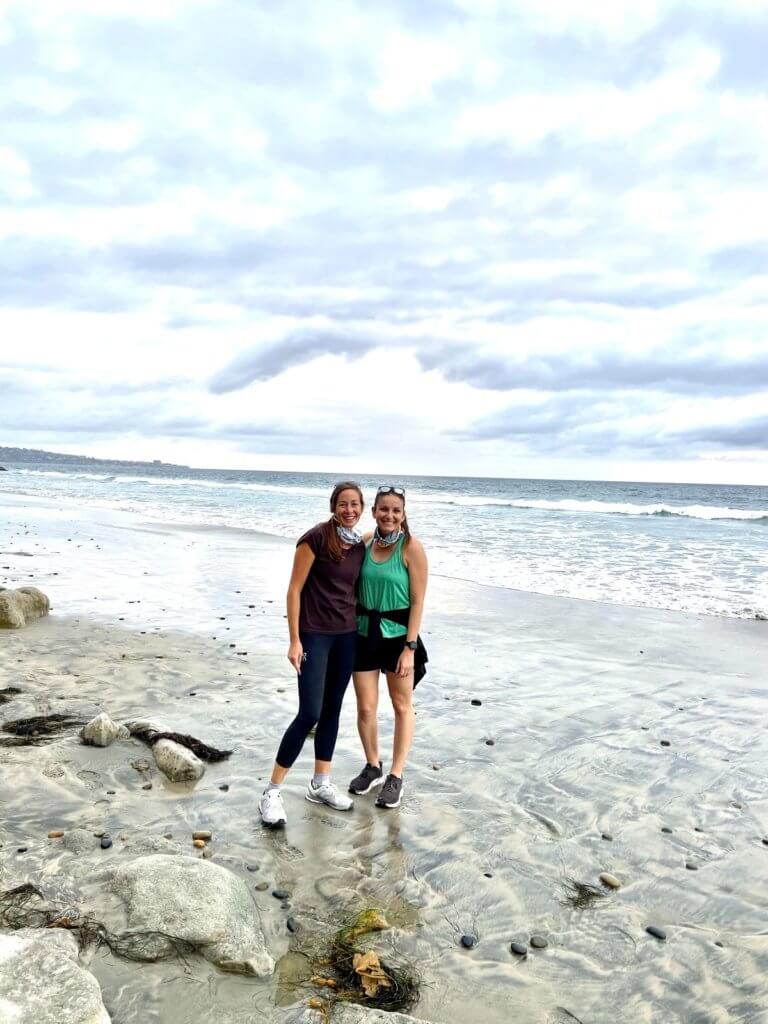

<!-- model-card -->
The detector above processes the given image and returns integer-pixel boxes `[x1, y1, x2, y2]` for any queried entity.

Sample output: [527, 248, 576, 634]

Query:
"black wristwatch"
[403, 640, 418, 651]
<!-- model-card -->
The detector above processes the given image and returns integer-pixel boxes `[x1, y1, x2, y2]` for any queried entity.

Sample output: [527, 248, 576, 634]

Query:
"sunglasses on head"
[376, 485, 405, 497]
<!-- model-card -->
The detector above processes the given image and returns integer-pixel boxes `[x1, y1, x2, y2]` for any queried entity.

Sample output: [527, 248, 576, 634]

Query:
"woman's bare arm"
[286, 543, 316, 672]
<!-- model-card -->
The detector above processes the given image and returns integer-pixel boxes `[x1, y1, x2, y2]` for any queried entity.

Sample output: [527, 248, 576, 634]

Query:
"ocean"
[2, 461, 767, 620]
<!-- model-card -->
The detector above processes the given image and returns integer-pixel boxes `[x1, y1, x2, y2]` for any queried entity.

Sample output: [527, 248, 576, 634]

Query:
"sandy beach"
[2, 492, 768, 1024]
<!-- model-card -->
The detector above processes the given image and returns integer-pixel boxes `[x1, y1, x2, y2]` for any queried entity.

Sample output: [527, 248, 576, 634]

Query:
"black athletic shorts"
[354, 632, 427, 687]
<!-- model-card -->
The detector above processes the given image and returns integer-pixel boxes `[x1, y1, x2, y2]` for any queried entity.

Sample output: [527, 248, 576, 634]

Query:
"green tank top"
[357, 536, 410, 639]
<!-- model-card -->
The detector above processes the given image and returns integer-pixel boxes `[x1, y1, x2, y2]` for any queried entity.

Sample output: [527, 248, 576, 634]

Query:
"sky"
[1, 0, 767, 484]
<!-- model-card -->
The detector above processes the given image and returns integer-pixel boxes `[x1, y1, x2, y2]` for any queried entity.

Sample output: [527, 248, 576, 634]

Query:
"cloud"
[208, 329, 382, 393]
[1, 0, 768, 478]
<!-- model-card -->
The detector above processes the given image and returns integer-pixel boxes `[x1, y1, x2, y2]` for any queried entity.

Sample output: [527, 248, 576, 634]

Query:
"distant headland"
[0, 446, 188, 469]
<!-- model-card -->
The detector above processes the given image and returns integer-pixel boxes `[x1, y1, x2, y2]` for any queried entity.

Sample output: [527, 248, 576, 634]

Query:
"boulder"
[151, 737, 205, 782]
[80, 713, 130, 748]
[0, 587, 50, 629]
[108, 854, 274, 976]
[0, 928, 111, 1023]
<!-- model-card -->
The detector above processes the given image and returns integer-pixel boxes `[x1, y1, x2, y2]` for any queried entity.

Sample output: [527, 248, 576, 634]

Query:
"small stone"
[272, 889, 290, 900]
[485, 739, 495, 746]
[277, 688, 285, 693]
[661, 827, 673, 834]
[641, 725, 650, 730]
[100, 836, 113, 849]
[192, 830, 212, 840]
[646, 925, 666, 941]
[599, 873, 621, 889]
[432, 764, 440, 771]
[694, 826, 704, 833]
[163, 833, 173, 839]
[510, 941, 527, 956]
[254, 881, 269, 891]
[660, 740, 671, 747]
[193, 839, 206, 848]
[202, 847, 213, 859]
[287, 917, 298, 933]
[281, 900, 291, 910]
[732, 801, 743, 809]
[460, 934, 476, 949]
[762, 838, 768, 847]
[16, 847, 28, 854]
[714, 940, 724, 948]
[685, 862, 698, 871]
[219, 784, 229, 791]
[106, 790, 116, 795]
[470, 699, 482, 706]
[530, 935, 548, 949]
[601, 833, 613, 841]
[47, 830, 64, 839]
[483, 872, 493, 878]
[142, 783, 152, 790]
[246, 864, 259, 872]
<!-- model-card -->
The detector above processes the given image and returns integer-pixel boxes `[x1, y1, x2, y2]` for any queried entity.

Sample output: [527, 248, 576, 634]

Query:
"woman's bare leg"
[386, 672, 415, 778]
[353, 670, 381, 765]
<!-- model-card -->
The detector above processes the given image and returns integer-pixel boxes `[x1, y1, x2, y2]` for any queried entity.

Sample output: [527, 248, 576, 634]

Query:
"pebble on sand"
[142, 783, 152, 790]
[762, 838, 768, 847]
[599, 873, 621, 889]
[287, 917, 298, 933]
[100, 836, 113, 849]
[660, 740, 671, 747]
[470, 699, 482, 706]
[685, 862, 698, 871]
[272, 889, 290, 900]
[254, 881, 269, 891]
[47, 830, 64, 839]
[485, 739, 495, 746]
[246, 864, 259, 872]
[460, 934, 477, 949]
[510, 942, 528, 956]
[192, 830, 212, 840]
[646, 926, 666, 941]
[601, 833, 613, 841]
[529, 935, 548, 949]
[219, 784, 229, 791]
[192, 839, 206, 849]
[661, 827, 673, 834]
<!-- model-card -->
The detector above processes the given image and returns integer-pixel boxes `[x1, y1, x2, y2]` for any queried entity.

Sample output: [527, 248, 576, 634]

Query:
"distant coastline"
[0, 445, 188, 469]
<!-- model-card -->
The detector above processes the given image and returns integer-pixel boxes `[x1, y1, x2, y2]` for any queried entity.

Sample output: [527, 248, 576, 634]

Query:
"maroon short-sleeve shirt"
[297, 523, 364, 634]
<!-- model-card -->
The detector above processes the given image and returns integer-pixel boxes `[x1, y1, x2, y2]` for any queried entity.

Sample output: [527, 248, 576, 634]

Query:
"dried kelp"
[0, 686, 22, 704]
[559, 878, 607, 910]
[304, 908, 420, 1015]
[1, 714, 85, 746]
[127, 724, 232, 762]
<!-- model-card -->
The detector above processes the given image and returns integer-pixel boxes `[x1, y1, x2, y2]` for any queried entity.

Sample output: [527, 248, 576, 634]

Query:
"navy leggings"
[275, 630, 358, 769]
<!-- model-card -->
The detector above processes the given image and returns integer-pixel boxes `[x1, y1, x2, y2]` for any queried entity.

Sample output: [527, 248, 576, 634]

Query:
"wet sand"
[2, 493, 768, 1024]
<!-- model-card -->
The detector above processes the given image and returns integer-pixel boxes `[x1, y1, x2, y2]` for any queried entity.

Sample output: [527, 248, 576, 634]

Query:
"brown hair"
[323, 481, 365, 562]
[373, 487, 411, 549]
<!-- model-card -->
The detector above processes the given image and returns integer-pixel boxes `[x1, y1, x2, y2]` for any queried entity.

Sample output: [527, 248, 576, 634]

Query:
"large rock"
[80, 713, 130, 748]
[0, 929, 111, 1023]
[151, 737, 205, 782]
[108, 854, 274, 976]
[0, 586, 50, 629]
[289, 1006, 432, 1023]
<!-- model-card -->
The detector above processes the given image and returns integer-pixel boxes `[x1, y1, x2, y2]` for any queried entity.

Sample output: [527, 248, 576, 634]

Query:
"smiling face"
[333, 487, 364, 529]
[373, 493, 405, 534]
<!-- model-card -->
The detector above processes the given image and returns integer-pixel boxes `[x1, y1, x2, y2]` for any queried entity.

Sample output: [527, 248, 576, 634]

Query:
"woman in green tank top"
[348, 486, 429, 809]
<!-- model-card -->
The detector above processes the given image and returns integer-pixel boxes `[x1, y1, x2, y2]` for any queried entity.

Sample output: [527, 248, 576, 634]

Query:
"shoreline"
[2, 494, 768, 1023]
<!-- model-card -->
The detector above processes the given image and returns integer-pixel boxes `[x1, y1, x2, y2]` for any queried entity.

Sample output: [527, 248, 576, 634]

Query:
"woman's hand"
[396, 647, 415, 678]
[288, 639, 304, 674]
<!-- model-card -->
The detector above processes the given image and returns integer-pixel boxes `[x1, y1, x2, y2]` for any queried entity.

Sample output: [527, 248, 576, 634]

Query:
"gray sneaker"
[348, 761, 384, 795]
[375, 774, 403, 809]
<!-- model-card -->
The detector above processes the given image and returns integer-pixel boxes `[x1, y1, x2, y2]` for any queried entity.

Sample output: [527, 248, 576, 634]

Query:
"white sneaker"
[259, 787, 287, 827]
[305, 779, 353, 811]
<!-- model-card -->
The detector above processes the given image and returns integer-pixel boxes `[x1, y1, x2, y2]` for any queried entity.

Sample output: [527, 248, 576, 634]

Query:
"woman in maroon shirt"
[259, 482, 365, 827]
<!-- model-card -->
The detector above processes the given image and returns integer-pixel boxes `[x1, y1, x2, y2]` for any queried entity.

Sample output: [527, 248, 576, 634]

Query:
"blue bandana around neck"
[336, 524, 362, 545]
[374, 526, 403, 547]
